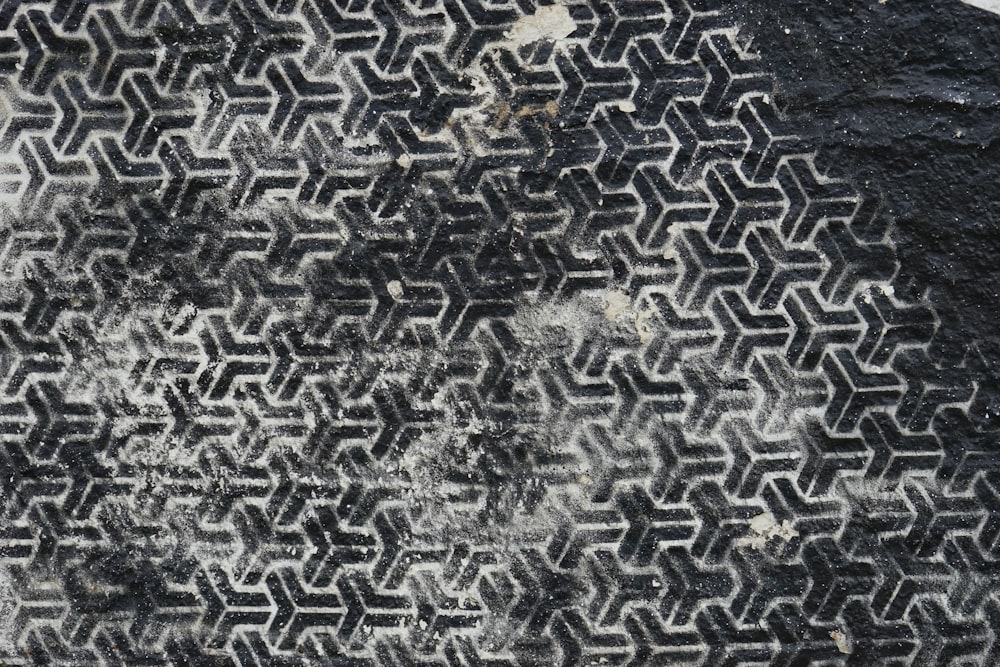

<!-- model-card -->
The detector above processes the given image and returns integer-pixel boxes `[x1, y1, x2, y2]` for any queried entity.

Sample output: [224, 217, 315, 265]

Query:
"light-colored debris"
[603, 291, 631, 321]
[507, 5, 576, 48]
[740, 511, 799, 549]
[387, 280, 404, 300]
[603, 291, 658, 344]
[830, 629, 852, 654]
[514, 100, 559, 119]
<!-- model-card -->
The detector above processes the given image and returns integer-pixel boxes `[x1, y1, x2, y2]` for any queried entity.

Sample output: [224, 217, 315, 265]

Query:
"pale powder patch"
[603, 290, 631, 321]
[507, 5, 576, 48]
[604, 291, 657, 343]
[739, 511, 799, 549]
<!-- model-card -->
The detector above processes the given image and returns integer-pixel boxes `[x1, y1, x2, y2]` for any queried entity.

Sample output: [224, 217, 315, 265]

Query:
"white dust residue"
[507, 291, 604, 347]
[506, 5, 576, 48]
[407, 382, 579, 534]
[397, 295, 617, 551]
[603, 291, 657, 343]
[431, 4, 574, 145]
[739, 511, 799, 550]
[58, 309, 165, 414]
[603, 290, 631, 321]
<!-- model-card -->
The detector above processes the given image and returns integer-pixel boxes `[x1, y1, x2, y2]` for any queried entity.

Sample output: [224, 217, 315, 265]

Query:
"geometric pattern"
[0, 0, 996, 664]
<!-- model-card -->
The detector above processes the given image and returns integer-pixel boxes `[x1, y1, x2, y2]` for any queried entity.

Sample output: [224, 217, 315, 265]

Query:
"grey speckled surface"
[0, 0, 996, 664]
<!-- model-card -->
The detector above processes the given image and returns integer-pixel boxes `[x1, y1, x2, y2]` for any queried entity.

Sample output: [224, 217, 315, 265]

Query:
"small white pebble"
[387, 280, 404, 300]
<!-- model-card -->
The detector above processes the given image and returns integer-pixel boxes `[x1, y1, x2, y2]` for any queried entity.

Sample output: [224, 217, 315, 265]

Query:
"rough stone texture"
[0, 0, 996, 665]
[729, 0, 1000, 385]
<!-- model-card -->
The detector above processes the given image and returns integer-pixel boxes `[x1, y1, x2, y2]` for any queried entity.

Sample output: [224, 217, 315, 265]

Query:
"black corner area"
[730, 0, 1000, 375]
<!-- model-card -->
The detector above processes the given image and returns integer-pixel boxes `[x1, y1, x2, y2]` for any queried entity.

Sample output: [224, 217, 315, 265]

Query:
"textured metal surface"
[0, 0, 995, 664]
